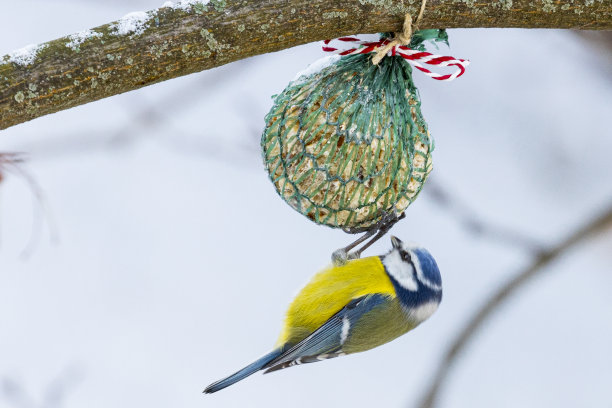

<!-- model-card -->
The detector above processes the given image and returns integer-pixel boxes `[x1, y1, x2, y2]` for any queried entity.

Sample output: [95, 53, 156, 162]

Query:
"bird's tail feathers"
[203, 349, 283, 394]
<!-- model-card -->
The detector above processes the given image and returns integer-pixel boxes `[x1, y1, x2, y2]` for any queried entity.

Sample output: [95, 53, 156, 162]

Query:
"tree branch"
[417, 202, 612, 408]
[1, 0, 610, 130]
[424, 180, 545, 253]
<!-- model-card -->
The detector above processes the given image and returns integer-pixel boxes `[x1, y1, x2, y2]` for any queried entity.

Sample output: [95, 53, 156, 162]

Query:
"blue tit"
[204, 235, 442, 393]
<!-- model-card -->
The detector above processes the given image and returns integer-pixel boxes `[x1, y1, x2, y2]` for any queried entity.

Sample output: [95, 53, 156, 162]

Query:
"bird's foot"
[331, 210, 406, 264]
[332, 248, 361, 266]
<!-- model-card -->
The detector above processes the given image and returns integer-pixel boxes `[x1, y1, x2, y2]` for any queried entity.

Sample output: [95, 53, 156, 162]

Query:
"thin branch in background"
[0, 152, 23, 183]
[154, 128, 259, 165]
[18, 59, 256, 163]
[416, 201, 612, 408]
[0, 153, 57, 258]
[41, 366, 84, 408]
[0, 60, 257, 257]
[1, 376, 32, 408]
[0, 366, 83, 408]
[424, 179, 545, 253]
[573, 31, 612, 77]
[106, 58, 254, 148]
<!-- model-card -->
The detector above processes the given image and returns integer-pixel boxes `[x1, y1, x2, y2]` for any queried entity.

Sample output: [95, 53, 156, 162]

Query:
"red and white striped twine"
[322, 36, 469, 81]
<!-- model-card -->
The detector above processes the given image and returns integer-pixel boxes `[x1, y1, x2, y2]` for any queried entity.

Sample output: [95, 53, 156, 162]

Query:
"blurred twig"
[424, 180, 544, 253]
[19, 60, 258, 164]
[417, 202, 612, 408]
[1, 62, 256, 257]
[573, 31, 612, 76]
[0, 366, 83, 408]
[0, 152, 56, 258]
[0, 152, 25, 179]
[1, 376, 31, 408]
[40, 367, 83, 408]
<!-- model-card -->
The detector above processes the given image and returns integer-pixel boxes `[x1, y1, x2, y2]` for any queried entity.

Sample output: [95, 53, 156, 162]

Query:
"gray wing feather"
[263, 294, 389, 373]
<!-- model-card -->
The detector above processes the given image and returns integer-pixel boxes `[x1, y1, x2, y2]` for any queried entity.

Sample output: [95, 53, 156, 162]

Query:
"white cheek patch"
[383, 251, 418, 292]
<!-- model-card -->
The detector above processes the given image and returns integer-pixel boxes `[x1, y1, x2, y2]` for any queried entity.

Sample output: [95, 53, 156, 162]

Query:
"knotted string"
[321, 1, 469, 82]
[372, 0, 427, 65]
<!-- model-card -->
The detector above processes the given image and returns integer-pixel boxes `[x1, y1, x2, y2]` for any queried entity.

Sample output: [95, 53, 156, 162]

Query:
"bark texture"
[1, 0, 610, 130]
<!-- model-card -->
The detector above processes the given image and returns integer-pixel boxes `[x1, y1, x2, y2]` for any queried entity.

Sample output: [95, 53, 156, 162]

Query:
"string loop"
[322, 35, 470, 82]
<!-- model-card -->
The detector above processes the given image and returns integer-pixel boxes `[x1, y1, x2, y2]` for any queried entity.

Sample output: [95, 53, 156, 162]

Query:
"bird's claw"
[331, 210, 406, 263]
[331, 249, 361, 266]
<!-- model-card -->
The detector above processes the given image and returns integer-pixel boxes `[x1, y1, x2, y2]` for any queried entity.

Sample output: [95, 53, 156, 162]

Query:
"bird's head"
[382, 236, 442, 301]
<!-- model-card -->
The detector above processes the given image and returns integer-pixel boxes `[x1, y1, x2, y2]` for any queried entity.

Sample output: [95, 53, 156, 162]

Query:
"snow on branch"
[1, 0, 609, 130]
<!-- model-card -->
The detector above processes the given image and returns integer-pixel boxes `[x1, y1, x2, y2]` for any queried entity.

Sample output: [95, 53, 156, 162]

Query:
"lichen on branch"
[1, 0, 610, 130]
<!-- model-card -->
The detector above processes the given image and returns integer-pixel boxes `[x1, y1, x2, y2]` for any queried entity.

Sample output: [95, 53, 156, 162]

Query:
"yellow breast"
[276, 256, 396, 346]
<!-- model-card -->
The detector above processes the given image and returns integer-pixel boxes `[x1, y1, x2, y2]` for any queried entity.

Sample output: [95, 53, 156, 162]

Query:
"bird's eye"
[400, 250, 412, 263]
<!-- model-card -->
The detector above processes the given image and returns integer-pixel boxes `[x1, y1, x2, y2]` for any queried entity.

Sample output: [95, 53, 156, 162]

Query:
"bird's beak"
[391, 236, 402, 249]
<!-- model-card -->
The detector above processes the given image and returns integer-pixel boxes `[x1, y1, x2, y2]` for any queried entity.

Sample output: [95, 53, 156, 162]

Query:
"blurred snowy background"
[1, 1, 611, 407]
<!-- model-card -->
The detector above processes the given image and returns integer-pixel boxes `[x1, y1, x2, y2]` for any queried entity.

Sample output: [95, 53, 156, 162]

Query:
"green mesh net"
[261, 39, 434, 232]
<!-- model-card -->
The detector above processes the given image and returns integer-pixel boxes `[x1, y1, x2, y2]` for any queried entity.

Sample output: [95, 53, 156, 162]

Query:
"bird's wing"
[264, 293, 390, 373]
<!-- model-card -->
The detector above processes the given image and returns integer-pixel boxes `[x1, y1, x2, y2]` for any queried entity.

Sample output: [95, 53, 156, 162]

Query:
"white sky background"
[1, 1, 611, 408]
